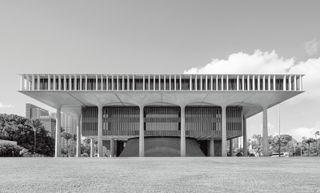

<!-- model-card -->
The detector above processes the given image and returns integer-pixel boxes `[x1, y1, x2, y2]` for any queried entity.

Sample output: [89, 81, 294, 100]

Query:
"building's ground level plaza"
[0, 157, 319, 193]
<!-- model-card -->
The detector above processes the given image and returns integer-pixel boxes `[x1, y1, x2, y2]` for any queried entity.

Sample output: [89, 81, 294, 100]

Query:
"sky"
[0, 0, 319, 141]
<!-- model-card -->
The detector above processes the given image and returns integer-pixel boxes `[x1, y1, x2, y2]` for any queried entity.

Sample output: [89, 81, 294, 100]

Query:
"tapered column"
[243, 116, 247, 156]
[209, 139, 215, 157]
[221, 106, 227, 157]
[262, 108, 269, 156]
[229, 139, 233, 156]
[76, 114, 81, 157]
[55, 106, 61, 157]
[180, 105, 186, 157]
[90, 138, 94, 157]
[139, 105, 144, 157]
[110, 139, 114, 157]
[97, 105, 103, 157]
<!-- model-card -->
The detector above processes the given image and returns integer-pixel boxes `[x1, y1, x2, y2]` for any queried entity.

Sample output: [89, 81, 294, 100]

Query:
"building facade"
[19, 74, 304, 157]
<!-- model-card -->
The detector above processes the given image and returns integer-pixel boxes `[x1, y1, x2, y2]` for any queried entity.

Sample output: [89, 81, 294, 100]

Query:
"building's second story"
[19, 74, 304, 92]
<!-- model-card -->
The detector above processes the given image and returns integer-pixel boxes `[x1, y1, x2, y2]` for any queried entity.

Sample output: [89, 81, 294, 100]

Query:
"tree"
[303, 138, 316, 156]
[250, 134, 263, 156]
[0, 114, 55, 156]
[61, 132, 73, 156]
[270, 134, 294, 154]
[315, 131, 320, 156]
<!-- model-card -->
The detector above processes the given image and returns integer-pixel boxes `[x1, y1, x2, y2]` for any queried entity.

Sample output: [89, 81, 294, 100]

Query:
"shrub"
[0, 143, 23, 157]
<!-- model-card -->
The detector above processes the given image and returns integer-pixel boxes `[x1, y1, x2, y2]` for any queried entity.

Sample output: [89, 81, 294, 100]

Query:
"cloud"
[0, 102, 14, 108]
[290, 127, 320, 141]
[304, 39, 318, 56]
[184, 50, 294, 74]
[184, 49, 320, 100]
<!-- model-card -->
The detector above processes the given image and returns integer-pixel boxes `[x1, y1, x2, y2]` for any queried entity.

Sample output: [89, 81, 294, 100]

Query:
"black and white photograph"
[0, 1, 319, 193]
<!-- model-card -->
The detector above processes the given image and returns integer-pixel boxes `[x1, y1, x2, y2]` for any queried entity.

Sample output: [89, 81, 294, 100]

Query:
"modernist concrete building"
[19, 74, 304, 157]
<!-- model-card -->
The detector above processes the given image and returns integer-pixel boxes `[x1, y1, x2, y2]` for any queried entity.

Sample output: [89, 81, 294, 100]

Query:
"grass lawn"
[0, 157, 319, 193]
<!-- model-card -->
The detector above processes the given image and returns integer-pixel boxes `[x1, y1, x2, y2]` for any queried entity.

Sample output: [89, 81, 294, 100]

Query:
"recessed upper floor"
[19, 74, 304, 92]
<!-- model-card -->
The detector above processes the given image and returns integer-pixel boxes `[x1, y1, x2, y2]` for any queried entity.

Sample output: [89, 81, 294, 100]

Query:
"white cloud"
[184, 50, 294, 74]
[290, 127, 320, 141]
[304, 39, 318, 56]
[184, 49, 320, 100]
[0, 102, 14, 108]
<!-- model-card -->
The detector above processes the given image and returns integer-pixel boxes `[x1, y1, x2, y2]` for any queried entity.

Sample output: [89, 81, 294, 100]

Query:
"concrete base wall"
[120, 137, 205, 157]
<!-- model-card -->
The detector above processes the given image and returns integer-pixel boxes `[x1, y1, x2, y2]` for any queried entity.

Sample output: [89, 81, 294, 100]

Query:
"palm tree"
[61, 132, 73, 157]
[31, 119, 43, 156]
[304, 138, 316, 156]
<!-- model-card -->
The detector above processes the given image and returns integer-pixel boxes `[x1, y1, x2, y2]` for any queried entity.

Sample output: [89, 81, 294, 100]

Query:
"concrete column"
[74, 75, 77, 90]
[97, 105, 103, 157]
[179, 75, 182, 90]
[90, 138, 94, 157]
[37, 75, 40, 90]
[20, 75, 24, 90]
[102, 75, 105, 90]
[236, 75, 239, 91]
[69, 75, 72, 91]
[289, 75, 292, 91]
[221, 75, 224, 91]
[110, 139, 114, 157]
[95, 75, 98, 90]
[85, 75, 88, 90]
[139, 105, 144, 157]
[209, 139, 215, 157]
[153, 75, 156, 91]
[32, 74, 35, 90]
[283, 75, 286, 91]
[300, 75, 303, 90]
[242, 75, 245, 91]
[47, 74, 51, 91]
[226, 75, 229, 90]
[268, 75, 271, 91]
[229, 139, 233, 156]
[205, 75, 208, 90]
[76, 114, 81, 157]
[163, 75, 166, 90]
[189, 75, 192, 91]
[127, 75, 129, 90]
[247, 75, 250, 90]
[252, 75, 255, 90]
[170, 75, 172, 90]
[221, 106, 227, 157]
[80, 75, 82, 90]
[117, 75, 120, 90]
[257, 75, 260, 90]
[63, 75, 66, 91]
[26, 75, 30, 90]
[200, 75, 203, 90]
[243, 116, 247, 156]
[273, 75, 276, 91]
[211, 75, 213, 90]
[195, 75, 197, 90]
[148, 75, 151, 90]
[294, 75, 297, 91]
[55, 106, 61, 157]
[216, 75, 218, 91]
[159, 75, 161, 90]
[262, 108, 269, 156]
[180, 105, 186, 157]
[58, 75, 61, 90]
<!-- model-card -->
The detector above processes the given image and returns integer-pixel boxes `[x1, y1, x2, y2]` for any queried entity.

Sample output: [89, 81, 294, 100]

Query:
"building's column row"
[54, 105, 267, 158]
[20, 74, 304, 92]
